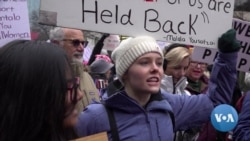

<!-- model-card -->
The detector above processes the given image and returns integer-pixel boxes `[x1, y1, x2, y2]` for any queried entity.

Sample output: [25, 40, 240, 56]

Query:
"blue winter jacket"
[76, 52, 237, 141]
[233, 91, 250, 141]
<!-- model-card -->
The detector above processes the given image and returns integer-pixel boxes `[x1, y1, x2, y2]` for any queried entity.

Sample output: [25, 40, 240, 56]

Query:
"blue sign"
[211, 104, 238, 132]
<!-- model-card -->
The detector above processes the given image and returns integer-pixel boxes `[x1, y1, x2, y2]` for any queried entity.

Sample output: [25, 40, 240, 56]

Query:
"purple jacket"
[233, 91, 250, 141]
[76, 52, 237, 141]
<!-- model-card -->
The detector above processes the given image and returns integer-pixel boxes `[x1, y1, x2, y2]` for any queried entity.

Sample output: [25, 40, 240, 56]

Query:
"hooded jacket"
[233, 91, 250, 140]
[76, 52, 238, 141]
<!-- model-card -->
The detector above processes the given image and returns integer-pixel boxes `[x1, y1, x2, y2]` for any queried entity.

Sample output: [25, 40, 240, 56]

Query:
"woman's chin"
[63, 109, 79, 127]
[149, 88, 160, 94]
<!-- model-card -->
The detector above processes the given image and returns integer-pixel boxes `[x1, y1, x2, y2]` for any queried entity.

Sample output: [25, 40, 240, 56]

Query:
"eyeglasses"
[63, 39, 88, 48]
[67, 77, 80, 103]
[190, 61, 207, 69]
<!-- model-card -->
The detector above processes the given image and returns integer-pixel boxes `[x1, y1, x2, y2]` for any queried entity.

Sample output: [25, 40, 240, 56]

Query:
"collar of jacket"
[161, 75, 188, 94]
[102, 90, 173, 114]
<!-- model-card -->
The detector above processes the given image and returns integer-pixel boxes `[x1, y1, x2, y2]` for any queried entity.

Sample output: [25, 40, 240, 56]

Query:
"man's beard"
[72, 53, 84, 63]
[72, 57, 83, 63]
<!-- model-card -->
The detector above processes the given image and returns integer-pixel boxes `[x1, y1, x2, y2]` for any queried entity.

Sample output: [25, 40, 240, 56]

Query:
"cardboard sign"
[0, 0, 31, 47]
[71, 132, 108, 141]
[39, 0, 235, 48]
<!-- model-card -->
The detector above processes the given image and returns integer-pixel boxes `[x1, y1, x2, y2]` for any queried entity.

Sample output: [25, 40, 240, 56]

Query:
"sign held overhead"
[40, 0, 235, 48]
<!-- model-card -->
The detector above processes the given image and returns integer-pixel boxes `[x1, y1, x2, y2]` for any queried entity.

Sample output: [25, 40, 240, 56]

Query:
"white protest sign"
[192, 47, 250, 72]
[39, 0, 235, 48]
[233, 18, 250, 72]
[192, 19, 250, 72]
[191, 46, 218, 64]
[157, 41, 171, 50]
[0, 0, 31, 47]
[233, 18, 250, 49]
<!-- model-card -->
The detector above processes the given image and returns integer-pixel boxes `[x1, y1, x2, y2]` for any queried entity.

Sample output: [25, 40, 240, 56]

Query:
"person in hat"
[90, 54, 114, 97]
[76, 29, 240, 141]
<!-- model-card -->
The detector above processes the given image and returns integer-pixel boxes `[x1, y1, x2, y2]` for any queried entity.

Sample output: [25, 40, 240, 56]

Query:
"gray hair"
[49, 27, 65, 41]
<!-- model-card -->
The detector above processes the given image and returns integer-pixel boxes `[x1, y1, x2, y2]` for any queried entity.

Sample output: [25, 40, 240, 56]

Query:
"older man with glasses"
[50, 27, 88, 63]
[50, 27, 100, 112]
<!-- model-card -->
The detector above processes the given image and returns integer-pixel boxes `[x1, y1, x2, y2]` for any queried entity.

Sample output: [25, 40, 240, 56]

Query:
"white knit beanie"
[111, 36, 163, 83]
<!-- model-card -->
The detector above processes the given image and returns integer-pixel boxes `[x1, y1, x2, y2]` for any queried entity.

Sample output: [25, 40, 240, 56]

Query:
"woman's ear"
[122, 74, 127, 80]
[122, 71, 128, 83]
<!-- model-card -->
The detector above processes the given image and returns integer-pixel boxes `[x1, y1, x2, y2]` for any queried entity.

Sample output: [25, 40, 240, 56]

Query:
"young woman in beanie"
[76, 29, 240, 141]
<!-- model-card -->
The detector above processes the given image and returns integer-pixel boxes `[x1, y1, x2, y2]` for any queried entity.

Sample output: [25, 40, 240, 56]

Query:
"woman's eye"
[140, 61, 148, 65]
[157, 62, 162, 66]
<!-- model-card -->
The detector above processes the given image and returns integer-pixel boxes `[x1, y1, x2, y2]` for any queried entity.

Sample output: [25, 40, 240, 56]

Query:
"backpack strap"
[103, 104, 120, 141]
[169, 110, 175, 131]
[106, 79, 124, 97]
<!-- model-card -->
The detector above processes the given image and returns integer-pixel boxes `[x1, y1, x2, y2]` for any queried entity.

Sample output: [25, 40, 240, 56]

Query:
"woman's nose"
[151, 62, 162, 72]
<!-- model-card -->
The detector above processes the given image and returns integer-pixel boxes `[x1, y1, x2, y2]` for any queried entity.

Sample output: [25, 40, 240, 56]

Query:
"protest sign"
[233, 18, 250, 50]
[0, 0, 31, 47]
[192, 18, 250, 72]
[39, 0, 235, 48]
